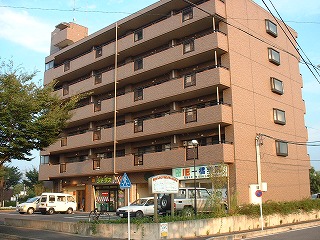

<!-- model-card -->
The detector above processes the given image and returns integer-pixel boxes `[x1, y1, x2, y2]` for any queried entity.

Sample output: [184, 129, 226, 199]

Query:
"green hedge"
[236, 199, 320, 218]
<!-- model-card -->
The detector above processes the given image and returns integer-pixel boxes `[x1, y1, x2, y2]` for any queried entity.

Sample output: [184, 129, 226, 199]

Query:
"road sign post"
[255, 189, 263, 230]
[120, 173, 132, 240]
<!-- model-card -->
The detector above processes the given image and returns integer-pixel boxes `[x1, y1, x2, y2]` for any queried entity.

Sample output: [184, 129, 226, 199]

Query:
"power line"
[262, 0, 320, 82]
[182, 0, 320, 84]
[2, 4, 320, 25]
[260, 133, 320, 146]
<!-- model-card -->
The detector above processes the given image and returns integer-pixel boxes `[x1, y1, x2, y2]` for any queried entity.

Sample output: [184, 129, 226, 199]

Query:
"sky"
[0, 0, 319, 173]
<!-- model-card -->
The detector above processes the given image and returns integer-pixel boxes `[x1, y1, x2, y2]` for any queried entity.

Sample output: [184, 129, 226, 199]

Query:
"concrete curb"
[207, 220, 320, 240]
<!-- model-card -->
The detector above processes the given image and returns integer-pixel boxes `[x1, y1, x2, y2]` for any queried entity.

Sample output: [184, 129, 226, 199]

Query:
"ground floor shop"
[43, 165, 227, 212]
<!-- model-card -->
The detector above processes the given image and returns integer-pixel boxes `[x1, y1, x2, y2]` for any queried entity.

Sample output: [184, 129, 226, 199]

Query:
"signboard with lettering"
[172, 165, 227, 180]
[148, 175, 179, 194]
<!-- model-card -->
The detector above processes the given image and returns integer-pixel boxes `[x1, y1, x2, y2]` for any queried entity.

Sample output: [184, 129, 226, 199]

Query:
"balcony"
[118, 67, 230, 111]
[117, 104, 232, 142]
[44, 42, 116, 85]
[117, 31, 228, 82]
[55, 69, 115, 99]
[44, 0, 226, 86]
[118, 0, 226, 52]
[65, 67, 230, 124]
[116, 143, 234, 172]
[44, 128, 113, 153]
[70, 99, 114, 123]
[39, 158, 114, 180]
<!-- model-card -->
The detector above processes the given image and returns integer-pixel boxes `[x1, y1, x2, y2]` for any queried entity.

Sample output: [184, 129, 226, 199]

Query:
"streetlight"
[191, 139, 198, 217]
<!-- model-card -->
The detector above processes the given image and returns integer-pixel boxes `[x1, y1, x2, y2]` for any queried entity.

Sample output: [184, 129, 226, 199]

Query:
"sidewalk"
[205, 220, 320, 240]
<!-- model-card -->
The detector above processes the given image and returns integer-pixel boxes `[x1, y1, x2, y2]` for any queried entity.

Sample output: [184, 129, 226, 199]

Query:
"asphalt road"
[245, 225, 320, 240]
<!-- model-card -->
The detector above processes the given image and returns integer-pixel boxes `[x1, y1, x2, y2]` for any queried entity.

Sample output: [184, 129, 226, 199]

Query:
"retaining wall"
[5, 211, 320, 239]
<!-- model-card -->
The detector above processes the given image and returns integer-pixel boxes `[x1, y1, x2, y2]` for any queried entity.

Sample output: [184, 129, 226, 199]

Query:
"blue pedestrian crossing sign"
[120, 173, 132, 189]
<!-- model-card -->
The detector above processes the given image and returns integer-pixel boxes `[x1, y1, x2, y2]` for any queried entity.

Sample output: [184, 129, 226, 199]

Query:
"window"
[60, 163, 66, 173]
[64, 61, 70, 71]
[184, 73, 196, 88]
[268, 48, 280, 65]
[93, 129, 101, 140]
[182, 7, 193, 22]
[273, 108, 286, 125]
[57, 196, 66, 202]
[276, 140, 288, 156]
[183, 39, 194, 54]
[94, 100, 101, 112]
[45, 60, 54, 71]
[134, 88, 143, 101]
[134, 58, 143, 71]
[40, 155, 49, 165]
[95, 47, 102, 58]
[93, 159, 100, 170]
[49, 195, 55, 202]
[186, 145, 198, 160]
[95, 73, 102, 84]
[134, 119, 143, 133]
[265, 19, 278, 37]
[134, 154, 143, 166]
[116, 149, 125, 157]
[185, 107, 197, 123]
[271, 77, 284, 94]
[134, 29, 143, 42]
[67, 196, 75, 202]
[63, 84, 69, 96]
[61, 137, 67, 147]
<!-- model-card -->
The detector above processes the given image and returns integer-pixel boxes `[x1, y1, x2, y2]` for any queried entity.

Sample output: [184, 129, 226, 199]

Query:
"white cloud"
[0, 8, 51, 54]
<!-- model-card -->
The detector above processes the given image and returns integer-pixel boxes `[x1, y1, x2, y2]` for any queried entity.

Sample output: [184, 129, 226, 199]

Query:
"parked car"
[16, 196, 41, 214]
[158, 187, 227, 216]
[39, 193, 77, 215]
[116, 197, 155, 218]
[311, 193, 320, 199]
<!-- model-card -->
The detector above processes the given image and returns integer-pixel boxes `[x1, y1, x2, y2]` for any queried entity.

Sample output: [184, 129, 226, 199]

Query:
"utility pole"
[255, 133, 264, 230]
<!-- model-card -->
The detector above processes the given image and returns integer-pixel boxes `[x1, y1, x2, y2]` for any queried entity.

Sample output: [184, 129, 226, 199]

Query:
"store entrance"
[94, 185, 119, 212]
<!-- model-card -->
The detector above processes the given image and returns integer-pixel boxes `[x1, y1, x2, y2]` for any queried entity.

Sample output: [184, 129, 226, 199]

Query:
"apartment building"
[39, 0, 310, 212]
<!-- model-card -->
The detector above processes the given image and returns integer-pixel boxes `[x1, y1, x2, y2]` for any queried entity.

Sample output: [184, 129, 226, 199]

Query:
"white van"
[39, 193, 77, 215]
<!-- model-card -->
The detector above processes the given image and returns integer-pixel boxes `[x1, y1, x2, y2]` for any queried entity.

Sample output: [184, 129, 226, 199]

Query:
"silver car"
[16, 196, 41, 214]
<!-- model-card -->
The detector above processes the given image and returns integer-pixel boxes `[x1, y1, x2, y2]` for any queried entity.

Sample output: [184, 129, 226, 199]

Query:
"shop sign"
[173, 165, 228, 180]
[149, 175, 179, 194]
[172, 165, 210, 180]
[95, 176, 113, 184]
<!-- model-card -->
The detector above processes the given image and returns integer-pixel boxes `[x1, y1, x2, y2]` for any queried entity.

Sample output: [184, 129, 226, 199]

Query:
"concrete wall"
[5, 211, 320, 239]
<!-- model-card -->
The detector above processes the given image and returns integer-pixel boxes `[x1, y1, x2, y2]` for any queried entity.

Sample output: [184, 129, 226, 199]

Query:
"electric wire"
[262, 0, 320, 82]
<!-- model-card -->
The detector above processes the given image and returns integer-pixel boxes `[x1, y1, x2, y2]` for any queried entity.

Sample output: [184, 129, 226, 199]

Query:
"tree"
[310, 167, 320, 194]
[23, 167, 46, 196]
[0, 165, 22, 204]
[0, 60, 82, 165]
[2, 166, 22, 190]
[205, 164, 228, 216]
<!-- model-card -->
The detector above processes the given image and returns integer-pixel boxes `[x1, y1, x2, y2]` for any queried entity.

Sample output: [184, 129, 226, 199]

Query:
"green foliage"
[310, 167, 320, 194]
[205, 164, 228, 216]
[1, 166, 22, 190]
[237, 199, 320, 218]
[0, 60, 83, 165]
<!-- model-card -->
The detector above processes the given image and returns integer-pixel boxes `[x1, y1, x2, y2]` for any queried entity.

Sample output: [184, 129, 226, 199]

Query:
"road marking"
[244, 224, 320, 239]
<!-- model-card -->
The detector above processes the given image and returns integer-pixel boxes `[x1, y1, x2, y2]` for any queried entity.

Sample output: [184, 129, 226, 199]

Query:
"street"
[244, 225, 320, 240]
